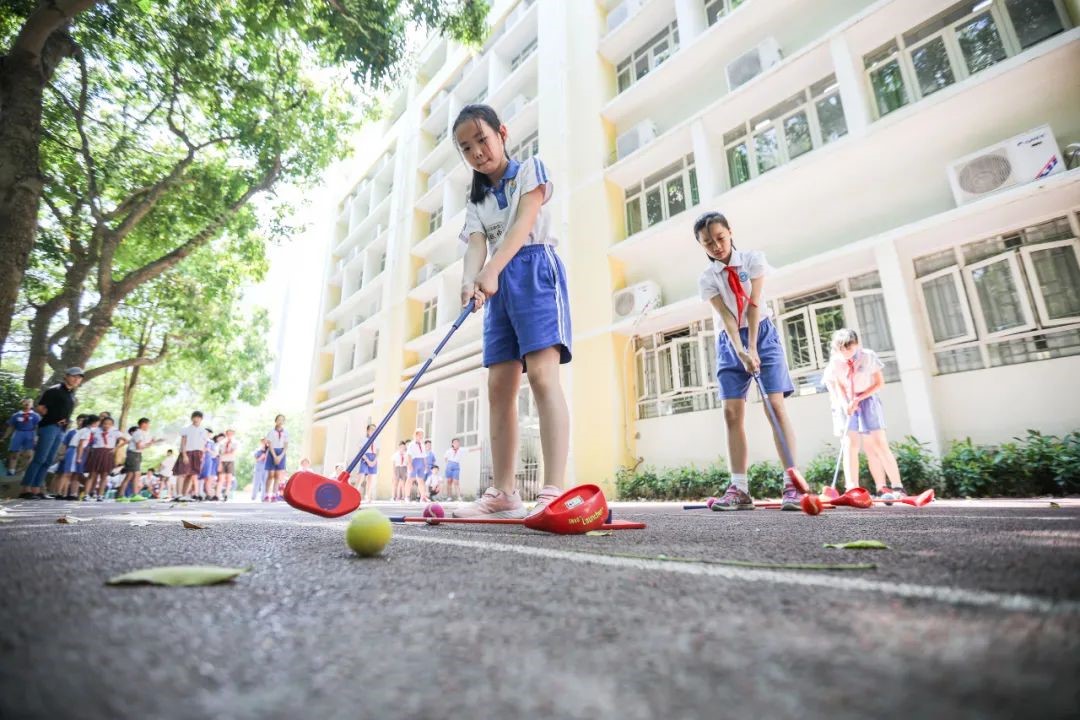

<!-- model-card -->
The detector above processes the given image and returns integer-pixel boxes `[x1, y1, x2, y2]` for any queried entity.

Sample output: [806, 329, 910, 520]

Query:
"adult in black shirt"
[20, 368, 85, 499]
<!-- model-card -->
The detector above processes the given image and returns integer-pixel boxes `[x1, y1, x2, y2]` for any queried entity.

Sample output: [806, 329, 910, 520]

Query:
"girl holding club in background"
[358, 423, 378, 503]
[695, 211, 804, 511]
[265, 414, 288, 502]
[452, 104, 572, 519]
[823, 328, 906, 499]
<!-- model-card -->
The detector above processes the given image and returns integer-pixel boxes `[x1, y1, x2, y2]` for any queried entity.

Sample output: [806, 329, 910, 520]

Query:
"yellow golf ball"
[344, 508, 392, 557]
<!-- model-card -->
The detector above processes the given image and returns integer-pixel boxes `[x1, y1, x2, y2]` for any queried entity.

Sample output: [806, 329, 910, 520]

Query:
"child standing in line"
[218, 429, 239, 501]
[823, 328, 906, 499]
[406, 429, 430, 503]
[252, 440, 269, 501]
[159, 449, 177, 499]
[451, 104, 572, 520]
[4, 398, 41, 476]
[117, 417, 161, 499]
[392, 441, 408, 501]
[54, 414, 87, 500]
[74, 414, 101, 499]
[177, 411, 208, 501]
[694, 211, 803, 511]
[84, 416, 128, 501]
[444, 437, 463, 502]
[264, 415, 288, 502]
[423, 440, 437, 484]
[358, 423, 378, 503]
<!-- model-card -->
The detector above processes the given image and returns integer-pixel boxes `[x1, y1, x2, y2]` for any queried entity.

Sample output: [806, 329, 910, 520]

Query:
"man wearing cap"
[20, 368, 85, 499]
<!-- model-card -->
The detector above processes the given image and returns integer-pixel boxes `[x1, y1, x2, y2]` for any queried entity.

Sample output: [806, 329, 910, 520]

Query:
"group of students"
[418, 102, 904, 520]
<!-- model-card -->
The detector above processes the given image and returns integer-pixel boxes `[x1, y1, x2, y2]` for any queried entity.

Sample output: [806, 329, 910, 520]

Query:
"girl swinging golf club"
[694, 211, 805, 511]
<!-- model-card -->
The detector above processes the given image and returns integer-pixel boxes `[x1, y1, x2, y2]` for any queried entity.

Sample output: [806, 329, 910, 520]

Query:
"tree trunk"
[117, 319, 152, 429]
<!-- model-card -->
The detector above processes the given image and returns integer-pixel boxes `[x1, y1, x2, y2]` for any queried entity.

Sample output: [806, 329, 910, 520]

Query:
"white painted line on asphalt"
[394, 533, 1080, 615]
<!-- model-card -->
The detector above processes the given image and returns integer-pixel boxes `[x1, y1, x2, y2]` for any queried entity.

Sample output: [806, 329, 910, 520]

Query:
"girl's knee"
[723, 402, 744, 426]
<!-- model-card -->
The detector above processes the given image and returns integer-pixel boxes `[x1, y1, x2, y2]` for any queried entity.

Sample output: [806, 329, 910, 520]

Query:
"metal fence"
[477, 426, 543, 501]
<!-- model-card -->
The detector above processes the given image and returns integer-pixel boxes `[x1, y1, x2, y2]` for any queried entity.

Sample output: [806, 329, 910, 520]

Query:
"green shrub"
[803, 445, 872, 494]
[891, 436, 941, 495]
[614, 461, 730, 501]
[1014, 430, 1080, 496]
[747, 460, 784, 498]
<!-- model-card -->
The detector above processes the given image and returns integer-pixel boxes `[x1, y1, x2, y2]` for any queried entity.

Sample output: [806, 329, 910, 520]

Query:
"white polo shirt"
[392, 450, 408, 468]
[698, 249, 772, 330]
[128, 428, 150, 454]
[459, 156, 555, 254]
[92, 427, 126, 449]
[179, 424, 208, 452]
[444, 447, 462, 464]
[823, 348, 885, 396]
[406, 440, 426, 461]
[265, 427, 288, 450]
[75, 426, 94, 449]
[219, 437, 239, 462]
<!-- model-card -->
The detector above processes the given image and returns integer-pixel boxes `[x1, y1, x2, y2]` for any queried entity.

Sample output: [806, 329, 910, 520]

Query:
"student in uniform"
[406, 429, 430, 503]
[423, 440, 437, 483]
[74, 415, 101, 499]
[264, 414, 288, 502]
[444, 437, 464, 502]
[177, 411, 208, 501]
[392, 441, 408, 502]
[117, 417, 161, 499]
[252, 439, 269, 501]
[694, 211, 803, 511]
[54, 414, 87, 500]
[4, 398, 41, 476]
[84, 416, 128, 501]
[451, 104, 572, 520]
[426, 464, 443, 500]
[218, 429, 239, 501]
[358, 423, 378, 503]
[159, 449, 177, 499]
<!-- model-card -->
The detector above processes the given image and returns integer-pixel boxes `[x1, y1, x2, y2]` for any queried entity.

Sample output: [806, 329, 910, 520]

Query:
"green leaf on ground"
[824, 540, 890, 550]
[107, 565, 249, 587]
[1049, 502, 1061, 509]
[585, 530, 614, 537]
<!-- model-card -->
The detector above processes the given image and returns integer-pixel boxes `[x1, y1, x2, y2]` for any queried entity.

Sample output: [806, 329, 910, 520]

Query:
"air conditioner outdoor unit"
[504, 94, 528, 120]
[947, 124, 1064, 206]
[428, 169, 446, 190]
[725, 38, 782, 91]
[417, 264, 441, 284]
[616, 120, 657, 160]
[613, 281, 662, 321]
[606, 0, 642, 33]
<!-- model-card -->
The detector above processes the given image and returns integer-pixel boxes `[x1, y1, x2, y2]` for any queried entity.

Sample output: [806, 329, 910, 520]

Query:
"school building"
[303, 0, 1080, 498]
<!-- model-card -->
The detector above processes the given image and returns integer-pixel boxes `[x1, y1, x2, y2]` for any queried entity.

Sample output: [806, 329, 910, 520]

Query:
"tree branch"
[11, 0, 99, 57]
[82, 336, 170, 381]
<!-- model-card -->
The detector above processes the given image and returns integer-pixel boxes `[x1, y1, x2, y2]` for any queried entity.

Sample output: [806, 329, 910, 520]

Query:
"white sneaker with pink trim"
[525, 485, 563, 518]
[451, 487, 526, 519]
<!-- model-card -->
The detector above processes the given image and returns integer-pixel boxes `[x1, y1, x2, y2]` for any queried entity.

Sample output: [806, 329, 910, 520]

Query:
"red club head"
[821, 486, 841, 501]
[800, 493, 825, 515]
[834, 487, 873, 509]
[785, 467, 810, 494]
[909, 488, 935, 507]
[284, 470, 360, 518]
[523, 484, 608, 534]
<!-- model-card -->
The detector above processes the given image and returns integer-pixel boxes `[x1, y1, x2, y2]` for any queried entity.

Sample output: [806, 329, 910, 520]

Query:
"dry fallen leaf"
[1049, 502, 1061, 509]
[181, 520, 205, 529]
[56, 515, 87, 524]
[106, 565, 249, 587]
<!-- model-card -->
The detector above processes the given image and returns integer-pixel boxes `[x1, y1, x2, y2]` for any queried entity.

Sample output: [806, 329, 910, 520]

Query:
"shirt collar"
[486, 158, 521, 209]
[713, 249, 745, 271]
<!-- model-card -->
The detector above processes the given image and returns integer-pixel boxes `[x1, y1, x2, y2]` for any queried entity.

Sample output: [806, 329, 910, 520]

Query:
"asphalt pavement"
[1, 497, 1078, 720]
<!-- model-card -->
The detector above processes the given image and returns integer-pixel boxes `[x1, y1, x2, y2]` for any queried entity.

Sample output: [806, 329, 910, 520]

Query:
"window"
[723, 76, 846, 188]
[705, 0, 748, 26]
[616, 22, 679, 93]
[416, 399, 434, 440]
[634, 321, 718, 419]
[914, 213, 1080, 374]
[455, 388, 480, 447]
[378, 252, 387, 273]
[624, 155, 699, 237]
[429, 207, 443, 235]
[864, 0, 1068, 118]
[370, 330, 379, 360]
[510, 131, 539, 161]
[422, 298, 438, 334]
[511, 37, 538, 71]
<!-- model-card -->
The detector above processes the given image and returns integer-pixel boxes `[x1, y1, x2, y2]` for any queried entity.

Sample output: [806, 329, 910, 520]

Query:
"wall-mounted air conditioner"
[416, 264, 441, 284]
[616, 119, 657, 160]
[606, 0, 642, 34]
[947, 124, 1064, 206]
[613, 281, 662, 321]
[726, 38, 782, 91]
[428, 169, 446, 191]
[504, 94, 529, 120]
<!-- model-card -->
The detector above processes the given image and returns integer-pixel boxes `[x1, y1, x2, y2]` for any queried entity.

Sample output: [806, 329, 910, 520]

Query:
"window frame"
[624, 156, 699, 236]
[917, 265, 979, 347]
[962, 250, 1037, 339]
[455, 388, 480, 448]
[615, 22, 680, 95]
[416, 399, 434, 440]
[421, 297, 439, 335]
[1019, 238, 1080, 326]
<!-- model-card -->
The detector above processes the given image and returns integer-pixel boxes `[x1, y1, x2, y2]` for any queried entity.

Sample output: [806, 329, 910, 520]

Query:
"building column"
[873, 240, 943, 455]
[690, 119, 720, 203]
[674, 0, 707, 44]
[829, 34, 871, 137]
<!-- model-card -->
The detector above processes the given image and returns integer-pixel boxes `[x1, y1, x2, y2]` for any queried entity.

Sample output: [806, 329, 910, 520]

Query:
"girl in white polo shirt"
[264, 414, 288, 502]
[452, 104, 571, 520]
[695, 211, 802, 511]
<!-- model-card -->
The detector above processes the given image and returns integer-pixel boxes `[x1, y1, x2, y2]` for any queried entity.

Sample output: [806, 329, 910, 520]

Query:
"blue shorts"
[359, 460, 377, 475]
[483, 244, 572, 370]
[266, 452, 286, 471]
[834, 395, 887, 435]
[716, 318, 795, 400]
[9, 430, 35, 452]
[409, 458, 426, 479]
[445, 461, 460, 480]
[61, 447, 79, 473]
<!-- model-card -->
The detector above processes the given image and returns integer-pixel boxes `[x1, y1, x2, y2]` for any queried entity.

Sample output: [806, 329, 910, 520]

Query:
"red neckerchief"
[721, 264, 756, 327]
[846, 351, 860, 400]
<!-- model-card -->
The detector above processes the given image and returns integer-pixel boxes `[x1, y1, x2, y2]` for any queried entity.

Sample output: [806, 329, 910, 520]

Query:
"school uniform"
[123, 428, 150, 473]
[265, 428, 288, 471]
[86, 428, 126, 475]
[823, 349, 887, 435]
[59, 427, 80, 474]
[199, 439, 217, 479]
[73, 427, 94, 474]
[159, 454, 177, 479]
[251, 448, 268, 499]
[424, 449, 437, 480]
[699, 249, 794, 401]
[178, 424, 208, 475]
[219, 437, 238, 475]
[359, 435, 378, 475]
[460, 156, 571, 371]
[444, 447, 462, 481]
[7, 410, 40, 452]
[392, 450, 408, 483]
[406, 440, 427, 480]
